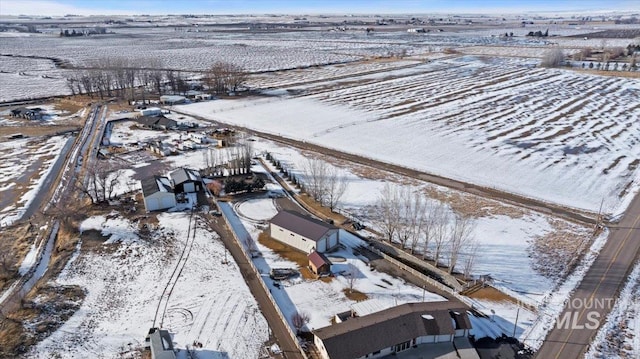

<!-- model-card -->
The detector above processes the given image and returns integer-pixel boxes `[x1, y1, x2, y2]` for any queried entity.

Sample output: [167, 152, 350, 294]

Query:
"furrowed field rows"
[298, 58, 639, 207]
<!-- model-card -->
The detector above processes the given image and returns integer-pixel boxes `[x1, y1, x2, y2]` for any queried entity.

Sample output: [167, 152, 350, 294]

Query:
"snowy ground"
[28, 212, 268, 359]
[0, 135, 72, 226]
[248, 140, 605, 347]
[177, 56, 640, 216]
[223, 198, 446, 332]
[251, 140, 593, 304]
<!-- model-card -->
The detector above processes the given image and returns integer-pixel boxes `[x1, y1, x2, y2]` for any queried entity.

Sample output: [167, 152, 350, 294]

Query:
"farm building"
[138, 107, 162, 117]
[313, 302, 475, 359]
[10, 107, 43, 120]
[141, 176, 177, 212]
[145, 328, 176, 359]
[160, 95, 187, 105]
[308, 251, 331, 275]
[269, 210, 339, 254]
[135, 116, 178, 130]
[169, 168, 202, 193]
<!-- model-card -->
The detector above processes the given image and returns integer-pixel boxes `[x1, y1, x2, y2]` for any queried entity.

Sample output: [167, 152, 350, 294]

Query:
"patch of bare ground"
[0, 284, 85, 358]
[526, 219, 592, 281]
[258, 231, 309, 268]
[467, 286, 518, 304]
[0, 222, 44, 293]
[570, 68, 640, 79]
[422, 187, 527, 219]
[0, 125, 80, 140]
[342, 288, 369, 302]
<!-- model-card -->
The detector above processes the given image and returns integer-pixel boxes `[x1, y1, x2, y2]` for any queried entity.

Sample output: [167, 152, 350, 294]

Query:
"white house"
[269, 210, 339, 254]
[141, 176, 176, 212]
[160, 95, 187, 105]
[313, 302, 475, 359]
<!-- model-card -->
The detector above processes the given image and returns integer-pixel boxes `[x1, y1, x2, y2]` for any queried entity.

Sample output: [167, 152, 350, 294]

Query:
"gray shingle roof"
[270, 210, 336, 242]
[313, 302, 472, 359]
[169, 168, 201, 185]
[141, 176, 173, 197]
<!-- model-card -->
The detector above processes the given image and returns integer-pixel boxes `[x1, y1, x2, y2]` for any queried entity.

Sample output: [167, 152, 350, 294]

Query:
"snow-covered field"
[0, 135, 72, 226]
[178, 56, 640, 215]
[28, 212, 268, 359]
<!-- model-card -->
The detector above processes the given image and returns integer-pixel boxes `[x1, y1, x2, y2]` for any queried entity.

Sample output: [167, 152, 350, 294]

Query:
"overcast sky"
[1, 0, 637, 16]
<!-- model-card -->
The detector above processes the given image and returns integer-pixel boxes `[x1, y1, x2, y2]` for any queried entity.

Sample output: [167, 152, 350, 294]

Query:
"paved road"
[206, 209, 303, 359]
[535, 192, 640, 358]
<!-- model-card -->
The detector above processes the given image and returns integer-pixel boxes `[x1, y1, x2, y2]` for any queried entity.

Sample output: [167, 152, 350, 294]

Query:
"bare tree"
[346, 264, 359, 293]
[149, 69, 165, 96]
[325, 167, 347, 211]
[303, 158, 328, 203]
[397, 189, 425, 253]
[540, 48, 565, 68]
[420, 200, 439, 260]
[77, 161, 125, 204]
[431, 207, 451, 267]
[447, 214, 476, 274]
[462, 238, 480, 279]
[206, 61, 248, 94]
[165, 70, 178, 94]
[375, 184, 401, 242]
[291, 311, 310, 334]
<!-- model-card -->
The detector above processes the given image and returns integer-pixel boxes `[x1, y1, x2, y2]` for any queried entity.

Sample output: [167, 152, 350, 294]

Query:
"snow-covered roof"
[141, 176, 173, 197]
[350, 299, 393, 317]
[169, 168, 202, 185]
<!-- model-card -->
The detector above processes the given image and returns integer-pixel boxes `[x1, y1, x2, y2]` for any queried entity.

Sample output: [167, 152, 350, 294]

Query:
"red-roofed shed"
[308, 251, 331, 275]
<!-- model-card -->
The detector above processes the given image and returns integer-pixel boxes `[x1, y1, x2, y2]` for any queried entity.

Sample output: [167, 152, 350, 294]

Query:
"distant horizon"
[1, 0, 638, 17]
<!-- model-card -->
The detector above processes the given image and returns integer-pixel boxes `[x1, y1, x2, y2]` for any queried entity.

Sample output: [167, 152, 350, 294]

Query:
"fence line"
[218, 204, 308, 359]
[367, 246, 475, 308]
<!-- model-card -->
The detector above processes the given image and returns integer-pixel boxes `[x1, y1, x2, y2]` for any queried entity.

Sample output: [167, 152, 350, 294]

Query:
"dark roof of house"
[169, 168, 201, 185]
[156, 117, 177, 128]
[308, 251, 331, 268]
[141, 176, 173, 197]
[270, 210, 337, 242]
[136, 115, 163, 127]
[313, 302, 472, 359]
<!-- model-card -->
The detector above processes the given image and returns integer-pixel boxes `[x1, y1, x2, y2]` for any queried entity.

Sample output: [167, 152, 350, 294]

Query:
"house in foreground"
[141, 176, 176, 212]
[269, 210, 339, 254]
[313, 301, 475, 359]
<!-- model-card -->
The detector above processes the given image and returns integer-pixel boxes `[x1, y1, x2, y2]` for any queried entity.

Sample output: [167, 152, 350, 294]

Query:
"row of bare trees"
[66, 58, 189, 100]
[375, 184, 478, 276]
[204, 61, 248, 94]
[202, 140, 253, 177]
[66, 59, 249, 100]
[302, 158, 348, 211]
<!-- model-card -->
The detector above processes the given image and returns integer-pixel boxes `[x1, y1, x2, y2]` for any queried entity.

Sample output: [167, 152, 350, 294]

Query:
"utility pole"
[512, 305, 520, 337]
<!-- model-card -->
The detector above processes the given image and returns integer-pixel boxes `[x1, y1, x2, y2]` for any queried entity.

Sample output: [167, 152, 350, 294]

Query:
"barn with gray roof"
[269, 210, 339, 254]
